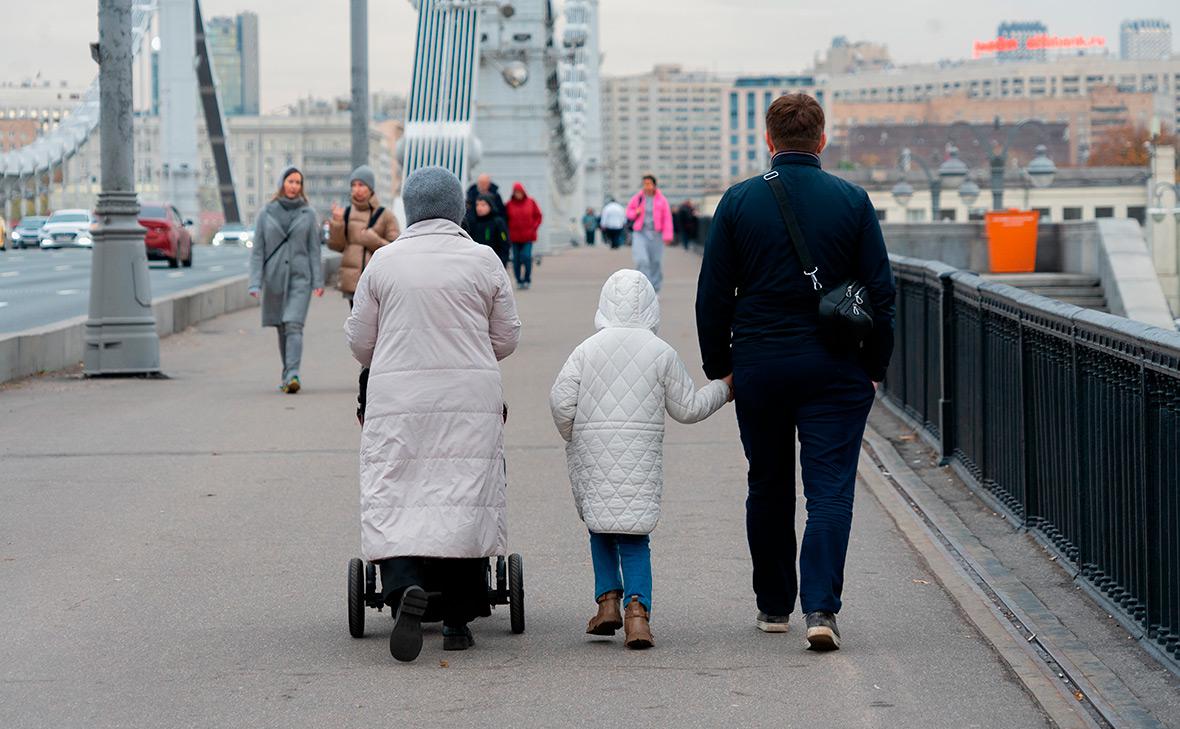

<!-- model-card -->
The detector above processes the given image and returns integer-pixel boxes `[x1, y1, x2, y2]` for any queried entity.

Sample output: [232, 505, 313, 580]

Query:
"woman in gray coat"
[248, 167, 324, 393]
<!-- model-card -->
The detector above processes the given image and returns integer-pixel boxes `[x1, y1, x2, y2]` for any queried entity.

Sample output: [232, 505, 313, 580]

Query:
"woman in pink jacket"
[626, 174, 675, 293]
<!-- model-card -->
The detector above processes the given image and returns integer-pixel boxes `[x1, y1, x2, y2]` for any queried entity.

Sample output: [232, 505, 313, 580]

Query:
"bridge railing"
[883, 254, 1180, 664]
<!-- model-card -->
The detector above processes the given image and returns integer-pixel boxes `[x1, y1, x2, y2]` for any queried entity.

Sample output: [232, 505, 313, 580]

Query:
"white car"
[40, 209, 97, 249]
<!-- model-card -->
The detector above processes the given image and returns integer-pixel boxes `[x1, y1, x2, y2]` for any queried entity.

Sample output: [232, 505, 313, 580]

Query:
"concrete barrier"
[0, 251, 340, 385]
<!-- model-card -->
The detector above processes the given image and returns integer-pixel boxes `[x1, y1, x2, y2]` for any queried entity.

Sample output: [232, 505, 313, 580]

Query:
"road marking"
[210, 265, 224, 272]
[1, 271, 18, 277]
[0, 302, 8, 308]
[57, 289, 81, 296]
[167, 272, 183, 279]
[54, 265, 71, 271]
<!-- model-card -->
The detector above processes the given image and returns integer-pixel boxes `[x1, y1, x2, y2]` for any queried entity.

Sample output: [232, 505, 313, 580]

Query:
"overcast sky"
[3, 1, 1177, 110]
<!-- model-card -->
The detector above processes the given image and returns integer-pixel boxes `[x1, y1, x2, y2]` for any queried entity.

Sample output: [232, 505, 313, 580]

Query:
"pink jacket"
[626, 191, 675, 243]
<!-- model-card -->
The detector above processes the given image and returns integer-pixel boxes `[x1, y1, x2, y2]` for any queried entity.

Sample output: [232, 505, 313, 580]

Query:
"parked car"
[10, 216, 47, 249]
[211, 222, 253, 248]
[39, 210, 97, 249]
[139, 202, 193, 268]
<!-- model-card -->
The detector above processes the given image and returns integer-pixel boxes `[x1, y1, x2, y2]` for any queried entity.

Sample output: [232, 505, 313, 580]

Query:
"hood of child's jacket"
[594, 269, 660, 333]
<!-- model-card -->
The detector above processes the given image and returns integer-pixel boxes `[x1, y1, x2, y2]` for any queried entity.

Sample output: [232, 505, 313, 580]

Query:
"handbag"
[763, 170, 874, 352]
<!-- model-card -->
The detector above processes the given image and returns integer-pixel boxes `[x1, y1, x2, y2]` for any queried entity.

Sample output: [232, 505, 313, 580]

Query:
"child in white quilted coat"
[549, 269, 732, 649]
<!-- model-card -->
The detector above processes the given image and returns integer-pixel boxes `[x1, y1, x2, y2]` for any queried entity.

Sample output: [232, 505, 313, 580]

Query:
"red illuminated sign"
[972, 34, 1106, 59]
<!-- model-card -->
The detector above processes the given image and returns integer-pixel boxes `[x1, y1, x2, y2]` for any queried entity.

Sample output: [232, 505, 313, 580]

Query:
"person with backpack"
[328, 165, 400, 305]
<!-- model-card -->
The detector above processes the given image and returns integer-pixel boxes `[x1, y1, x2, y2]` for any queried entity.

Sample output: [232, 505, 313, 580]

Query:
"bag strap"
[763, 170, 822, 292]
[263, 233, 291, 267]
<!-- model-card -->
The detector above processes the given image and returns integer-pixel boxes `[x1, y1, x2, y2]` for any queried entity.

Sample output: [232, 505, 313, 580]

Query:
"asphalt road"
[0, 245, 252, 334]
[0, 247, 1052, 728]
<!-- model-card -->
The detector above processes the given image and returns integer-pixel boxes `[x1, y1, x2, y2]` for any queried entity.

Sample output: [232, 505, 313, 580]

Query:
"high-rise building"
[813, 37, 892, 75]
[1121, 19, 1172, 61]
[601, 65, 725, 204]
[723, 76, 823, 183]
[997, 21, 1049, 62]
[207, 12, 260, 115]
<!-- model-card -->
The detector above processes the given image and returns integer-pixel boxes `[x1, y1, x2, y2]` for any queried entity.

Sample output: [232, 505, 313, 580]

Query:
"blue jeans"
[512, 242, 533, 284]
[589, 532, 652, 612]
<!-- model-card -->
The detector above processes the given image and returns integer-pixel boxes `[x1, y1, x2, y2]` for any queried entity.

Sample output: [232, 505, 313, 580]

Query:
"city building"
[1120, 19, 1173, 61]
[0, 81, 89, 133]
[997, 21, 1050, 63]
[601, 65, 726, 204]
[834, 121, 1069, 174]
[0, 120, 40, 153]
[50, 108, 394, 237]
[813, 37, 892, 75]
[723, 76, 824, 182]
[206, 12, 260, 115]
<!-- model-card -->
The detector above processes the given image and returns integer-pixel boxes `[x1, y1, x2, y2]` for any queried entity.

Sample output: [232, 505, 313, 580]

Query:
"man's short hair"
[765, 94, 825, 153]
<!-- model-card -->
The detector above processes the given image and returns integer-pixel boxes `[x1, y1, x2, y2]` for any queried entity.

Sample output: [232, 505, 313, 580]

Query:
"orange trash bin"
[985, 210, 1040, 273]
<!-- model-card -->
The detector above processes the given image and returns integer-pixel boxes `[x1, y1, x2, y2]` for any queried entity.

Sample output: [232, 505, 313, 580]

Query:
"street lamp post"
[1149, 182, 1180, 223]
[350, 0, 370, 171]
[948, 117, 1057, 211]
[892, 146, 973, 221]
[85, 0, 160, 376]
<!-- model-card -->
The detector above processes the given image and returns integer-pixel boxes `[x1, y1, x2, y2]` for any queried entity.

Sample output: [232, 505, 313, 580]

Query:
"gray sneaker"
[804, 611, 841, 651]
[755, 612, 790, 633]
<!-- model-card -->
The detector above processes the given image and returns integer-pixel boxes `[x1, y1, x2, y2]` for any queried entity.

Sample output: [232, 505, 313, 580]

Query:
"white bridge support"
[400, 0, 601, 253]
[158, 0, 200, 223]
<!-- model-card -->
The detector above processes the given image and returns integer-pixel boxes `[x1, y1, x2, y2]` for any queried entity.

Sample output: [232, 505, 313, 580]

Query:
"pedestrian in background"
[464, 193, 511, 267]
[465, 172, 507, 223]
[677, 200, 699, 251]
[599, 197, 627, 250]
[550, 269, 732, 649]
[626, 175, 674, 293]
[248, 167, 323, 394]
[327, 165, 399, 306]
[506, 182, 542, 290]
[581, 208, 599, 247]
[696, 93, 895, 651]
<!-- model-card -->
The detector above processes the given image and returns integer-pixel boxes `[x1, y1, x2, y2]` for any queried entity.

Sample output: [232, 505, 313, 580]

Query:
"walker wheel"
[348, 558, 365, 638]
[508, 553, 525, 634]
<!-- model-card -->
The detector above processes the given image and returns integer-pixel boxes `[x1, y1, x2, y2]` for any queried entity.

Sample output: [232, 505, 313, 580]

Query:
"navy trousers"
[734, 348, 875, 616]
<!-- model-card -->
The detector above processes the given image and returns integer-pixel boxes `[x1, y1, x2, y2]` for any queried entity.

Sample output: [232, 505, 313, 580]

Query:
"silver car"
[40, 209, 97, 249]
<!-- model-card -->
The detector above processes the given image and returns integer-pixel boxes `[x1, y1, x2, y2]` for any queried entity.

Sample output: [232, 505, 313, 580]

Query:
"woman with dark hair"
[625, 174, 674, 293]
[248, 167, 324, 393]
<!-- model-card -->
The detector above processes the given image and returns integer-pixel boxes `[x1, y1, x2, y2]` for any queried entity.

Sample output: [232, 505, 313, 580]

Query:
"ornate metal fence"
[883, 255, 1180, 663]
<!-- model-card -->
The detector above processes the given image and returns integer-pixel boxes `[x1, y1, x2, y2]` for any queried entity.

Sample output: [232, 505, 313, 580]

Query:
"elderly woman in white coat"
[248, 167, 323, 393]
[550, 269, 731, 649]
[345, 166, 521, 663]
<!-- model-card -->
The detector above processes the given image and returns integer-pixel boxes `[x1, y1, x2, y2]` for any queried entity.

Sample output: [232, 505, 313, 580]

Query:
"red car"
[140, 202, 193, 268]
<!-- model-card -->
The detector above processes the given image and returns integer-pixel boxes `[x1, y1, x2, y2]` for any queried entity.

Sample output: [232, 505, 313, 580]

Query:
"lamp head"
[892, 180, 914, 209]
[938, 146, 969, 189]
[1026, 145, 1056, 189]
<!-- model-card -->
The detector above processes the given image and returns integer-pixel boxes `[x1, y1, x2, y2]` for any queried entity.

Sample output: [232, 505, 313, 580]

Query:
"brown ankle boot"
[623, 596, 654, 649]
[586, 590, 623, 635]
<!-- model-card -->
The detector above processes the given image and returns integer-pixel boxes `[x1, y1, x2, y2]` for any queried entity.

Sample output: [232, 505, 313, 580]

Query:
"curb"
[0, 252, 340, 385]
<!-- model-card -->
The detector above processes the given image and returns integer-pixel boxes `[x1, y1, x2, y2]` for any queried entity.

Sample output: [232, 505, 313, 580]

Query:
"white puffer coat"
[550, 269, 729, 535]
[345, 218, 521, 561]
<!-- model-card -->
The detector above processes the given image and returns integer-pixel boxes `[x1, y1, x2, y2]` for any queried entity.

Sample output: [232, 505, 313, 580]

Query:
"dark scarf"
[269, 195, 306, 233]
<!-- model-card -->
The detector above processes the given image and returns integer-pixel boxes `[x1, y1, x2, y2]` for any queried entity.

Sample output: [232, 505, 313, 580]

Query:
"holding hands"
[723, 373, 735, 403]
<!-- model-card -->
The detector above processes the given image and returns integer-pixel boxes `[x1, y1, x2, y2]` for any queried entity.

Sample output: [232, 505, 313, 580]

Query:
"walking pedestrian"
[465, 172, 507, 222]
[625, 175, 674, 293]
[327, 165, 399, 305]
[463, 193, 511, 266]
[695, 93, 895, 651]
[677, 199, 699, 250]
[599, 197, 627, 250]
[550, 269, 732, 650]
[345, 166, 521, 662]
[505, 182, 542, 289]
[581, 208, 599, 247]
[248, 167, 324, 394]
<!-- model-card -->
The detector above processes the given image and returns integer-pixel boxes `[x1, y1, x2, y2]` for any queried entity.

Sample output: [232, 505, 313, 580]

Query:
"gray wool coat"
[248, 200, 323, 327]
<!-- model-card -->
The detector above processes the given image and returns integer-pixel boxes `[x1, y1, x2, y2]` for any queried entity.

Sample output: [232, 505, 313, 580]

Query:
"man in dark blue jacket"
[696, 93, 895, 651]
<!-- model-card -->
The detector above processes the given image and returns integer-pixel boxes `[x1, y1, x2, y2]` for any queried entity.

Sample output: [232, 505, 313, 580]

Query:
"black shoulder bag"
[763, 170, 874, 353]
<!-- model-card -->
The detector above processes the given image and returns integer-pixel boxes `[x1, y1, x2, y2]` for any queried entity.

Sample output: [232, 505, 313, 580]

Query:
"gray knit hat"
[349, 164, 376, 194]
[402, 166, 465, 226]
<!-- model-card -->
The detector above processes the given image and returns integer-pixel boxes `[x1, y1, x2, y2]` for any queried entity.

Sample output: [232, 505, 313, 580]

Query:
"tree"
[1087, 124, 1177, 167]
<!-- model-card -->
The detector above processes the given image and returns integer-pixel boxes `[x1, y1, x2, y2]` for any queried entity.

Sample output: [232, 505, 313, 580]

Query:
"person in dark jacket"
[695, 93, 895, 652]
[465, 173, 507, 222]
[464, 194, 511, 266]
[676, 200, 699, 250]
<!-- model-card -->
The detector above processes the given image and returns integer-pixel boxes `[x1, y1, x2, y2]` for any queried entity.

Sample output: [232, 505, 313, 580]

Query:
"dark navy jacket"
[696, 152, 896, 382]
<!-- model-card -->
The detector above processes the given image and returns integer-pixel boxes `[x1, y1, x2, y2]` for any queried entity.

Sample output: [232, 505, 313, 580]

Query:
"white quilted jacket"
[549, 269, 729, 535]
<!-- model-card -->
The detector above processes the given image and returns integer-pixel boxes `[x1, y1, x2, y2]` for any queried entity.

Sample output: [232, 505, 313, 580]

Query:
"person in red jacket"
[506, 182, 543, 289]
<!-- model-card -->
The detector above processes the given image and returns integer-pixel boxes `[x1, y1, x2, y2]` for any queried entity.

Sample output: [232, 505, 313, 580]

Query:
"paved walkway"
[0, 246, 1052, 728]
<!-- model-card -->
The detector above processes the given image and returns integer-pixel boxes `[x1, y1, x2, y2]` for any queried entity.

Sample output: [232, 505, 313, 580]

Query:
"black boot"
[442, 623, 475, 651]
[389, 586, 429, 662]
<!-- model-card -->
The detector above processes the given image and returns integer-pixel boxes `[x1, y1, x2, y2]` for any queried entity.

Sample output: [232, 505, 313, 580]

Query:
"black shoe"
[804, 611, 841, 651]
[442, 624, 475, 651]
[389, 586, 429, 662]
[755, 611, 790, 633]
